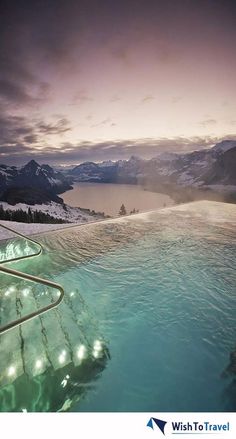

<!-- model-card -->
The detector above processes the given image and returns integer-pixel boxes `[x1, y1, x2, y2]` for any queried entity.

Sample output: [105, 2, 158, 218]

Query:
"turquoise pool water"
[0, 203, 236, 411]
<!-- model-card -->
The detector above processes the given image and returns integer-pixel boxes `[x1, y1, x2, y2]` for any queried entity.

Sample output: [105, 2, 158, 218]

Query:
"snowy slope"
[0, 201, 106, 223]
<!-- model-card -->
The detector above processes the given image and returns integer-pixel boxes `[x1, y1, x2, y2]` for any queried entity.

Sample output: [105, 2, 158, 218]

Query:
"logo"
[147, 418, 167, 435]
[146, 418, 230, 435]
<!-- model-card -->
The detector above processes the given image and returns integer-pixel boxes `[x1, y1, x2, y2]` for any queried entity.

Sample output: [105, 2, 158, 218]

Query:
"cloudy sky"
[0, 0, 236, 165]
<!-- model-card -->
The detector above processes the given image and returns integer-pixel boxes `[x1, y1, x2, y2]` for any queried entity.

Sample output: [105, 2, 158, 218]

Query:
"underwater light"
[22, 287, 30, 297]
[58, 350, 67, 364]
[77, 344, 87, 361]
[94, 340, 102, 350]
[5, 285, 16, 296]
[93, 350, 100, 359]
[8, 365, 16, 377]
[92, 339, 103, 358]
[35, 359, 43, 370]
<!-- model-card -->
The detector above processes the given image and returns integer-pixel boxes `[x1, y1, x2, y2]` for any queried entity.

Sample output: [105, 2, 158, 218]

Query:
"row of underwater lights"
[7, 340, 104, 412]
[2, 285, 105, 379]
[7, 339, 104, 377]
[3, 286, 77, 298]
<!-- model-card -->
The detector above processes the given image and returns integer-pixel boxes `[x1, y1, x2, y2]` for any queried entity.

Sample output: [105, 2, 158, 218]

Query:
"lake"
[61, 182, 174, 216]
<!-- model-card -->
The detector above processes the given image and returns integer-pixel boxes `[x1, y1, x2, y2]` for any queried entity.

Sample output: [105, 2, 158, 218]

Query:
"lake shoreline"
[61, 182, 174, 217]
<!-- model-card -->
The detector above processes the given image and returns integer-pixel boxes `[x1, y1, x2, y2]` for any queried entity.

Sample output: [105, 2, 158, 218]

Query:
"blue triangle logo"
[147, 417, 167, 435]
[147, 418, 154, 429]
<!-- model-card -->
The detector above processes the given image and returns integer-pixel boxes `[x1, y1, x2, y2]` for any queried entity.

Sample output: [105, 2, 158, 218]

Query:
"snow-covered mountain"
[154, 140, 236, 187]
[70, 140, 236, 190]
[0, 159, 72, 193]
[71, 160, 119, 182]
[0, 160, 71, 205]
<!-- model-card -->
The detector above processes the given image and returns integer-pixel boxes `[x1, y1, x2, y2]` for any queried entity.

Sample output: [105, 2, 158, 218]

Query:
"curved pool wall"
[0, 201, 235, 412]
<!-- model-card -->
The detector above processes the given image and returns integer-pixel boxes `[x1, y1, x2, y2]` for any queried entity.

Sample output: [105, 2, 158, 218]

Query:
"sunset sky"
[0, 0, 236, 165]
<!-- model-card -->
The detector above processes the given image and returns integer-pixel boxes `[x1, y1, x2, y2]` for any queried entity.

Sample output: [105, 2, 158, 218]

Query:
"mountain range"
[0, 140, 235, 205]
[70, 140, 236, 189]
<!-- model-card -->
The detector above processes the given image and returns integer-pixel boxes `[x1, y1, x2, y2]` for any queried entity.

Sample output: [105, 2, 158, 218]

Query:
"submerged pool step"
[55, 294, 91, 368]
[37, 306, 73, 371]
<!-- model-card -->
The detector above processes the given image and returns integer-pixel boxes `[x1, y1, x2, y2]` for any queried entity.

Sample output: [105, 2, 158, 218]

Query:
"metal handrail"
[0, 222, 64, 335]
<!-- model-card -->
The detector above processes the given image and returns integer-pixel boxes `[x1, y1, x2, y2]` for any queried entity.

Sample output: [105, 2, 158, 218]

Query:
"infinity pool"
[0, 201, 236, 412]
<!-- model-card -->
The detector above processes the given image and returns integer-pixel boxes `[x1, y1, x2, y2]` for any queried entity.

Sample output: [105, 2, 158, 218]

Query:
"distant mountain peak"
[22, 159, 40, 170]
[25, 159, 39, 166]
[0, 159, 72, 201]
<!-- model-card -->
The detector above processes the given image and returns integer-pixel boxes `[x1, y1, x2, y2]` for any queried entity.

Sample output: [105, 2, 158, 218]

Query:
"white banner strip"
[0, 412, 236, 439]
